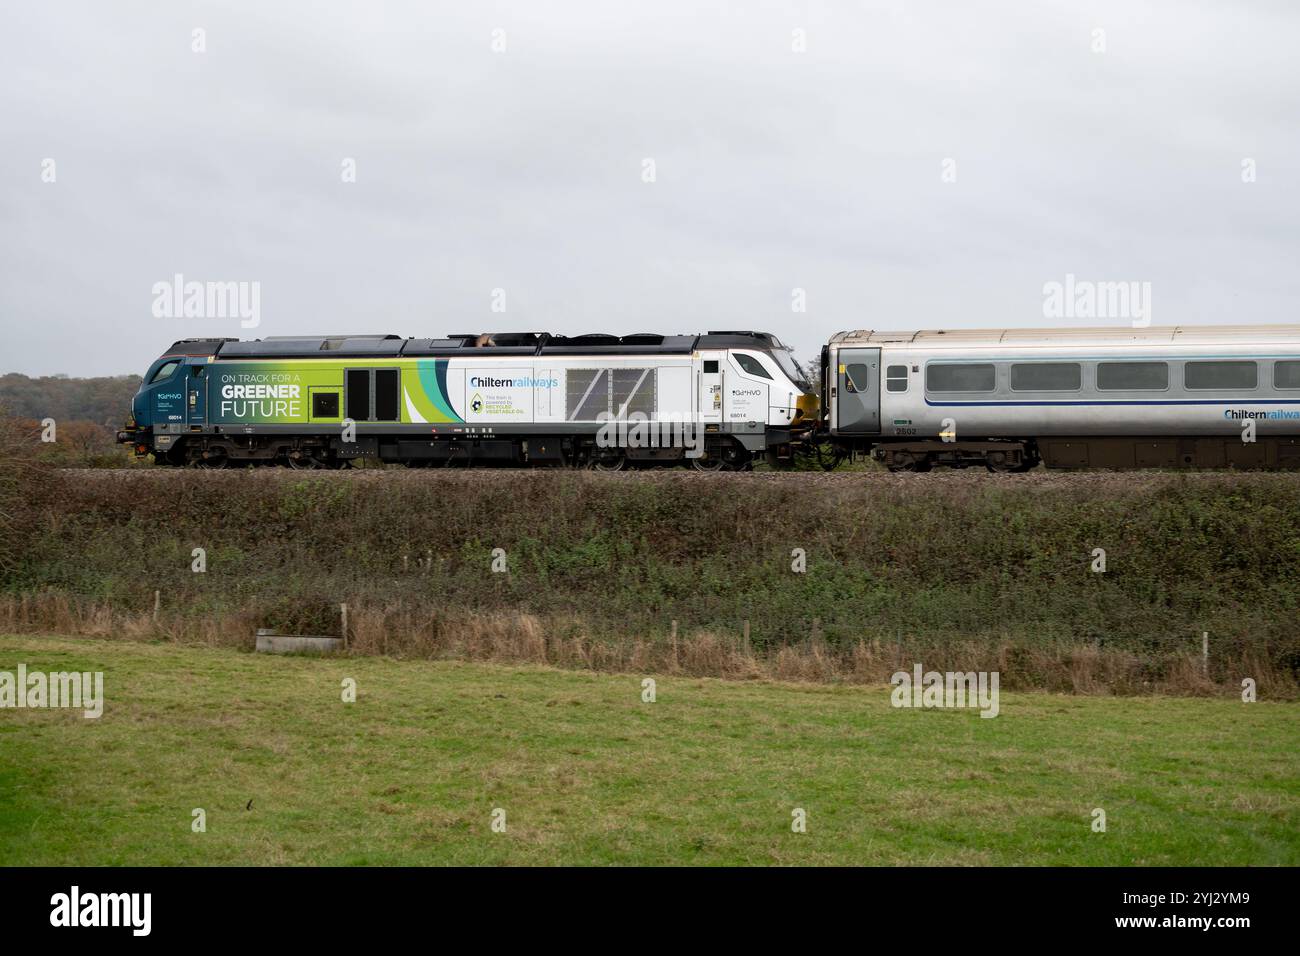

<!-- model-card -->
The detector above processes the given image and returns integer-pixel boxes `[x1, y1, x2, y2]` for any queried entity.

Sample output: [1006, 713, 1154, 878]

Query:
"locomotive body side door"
[186, 361, 207, 426]
[697, 351, 724, 424]
[835, 347, 881, 434]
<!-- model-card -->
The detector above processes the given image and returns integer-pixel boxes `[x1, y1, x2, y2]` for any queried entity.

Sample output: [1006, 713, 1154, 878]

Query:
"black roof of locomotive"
[162, 331, 782, 359]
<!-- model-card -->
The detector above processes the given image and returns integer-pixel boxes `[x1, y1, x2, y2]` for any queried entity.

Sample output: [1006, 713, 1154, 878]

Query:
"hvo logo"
[471, 393, 484, 413]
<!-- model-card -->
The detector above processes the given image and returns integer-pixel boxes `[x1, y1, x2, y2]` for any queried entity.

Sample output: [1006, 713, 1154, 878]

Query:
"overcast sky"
[2, 0, 1297, 376]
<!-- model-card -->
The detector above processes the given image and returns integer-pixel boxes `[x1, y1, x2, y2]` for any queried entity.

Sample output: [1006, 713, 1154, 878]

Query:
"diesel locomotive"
[116, 331, 817, 470]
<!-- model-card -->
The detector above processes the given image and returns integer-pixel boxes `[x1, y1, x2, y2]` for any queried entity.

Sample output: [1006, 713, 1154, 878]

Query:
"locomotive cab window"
[149, 361, 180, 383]
[1184, 361, 1257, 390]
[885, 365, 908, 392]
[926, 363, 995, 393]
[1274, 361, 1300, 389]
[1010, 362, 1081, 391]
[734, 353, 773, 380]
[1096, 362, 1168, 391]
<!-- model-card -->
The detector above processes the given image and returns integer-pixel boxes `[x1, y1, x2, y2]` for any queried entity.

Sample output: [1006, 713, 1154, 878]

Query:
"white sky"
[2, 0, 1297, 375]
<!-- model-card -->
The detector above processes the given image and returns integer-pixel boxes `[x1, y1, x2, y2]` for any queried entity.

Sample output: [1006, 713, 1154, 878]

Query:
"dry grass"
[0, 591, 1287, 697]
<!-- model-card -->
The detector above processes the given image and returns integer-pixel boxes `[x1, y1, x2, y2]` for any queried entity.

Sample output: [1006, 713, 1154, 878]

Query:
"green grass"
[0, 635, 1296, 866]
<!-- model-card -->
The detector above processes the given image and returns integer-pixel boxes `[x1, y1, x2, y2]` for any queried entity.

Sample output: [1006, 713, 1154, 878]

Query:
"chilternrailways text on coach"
[117, 331, 819, 469]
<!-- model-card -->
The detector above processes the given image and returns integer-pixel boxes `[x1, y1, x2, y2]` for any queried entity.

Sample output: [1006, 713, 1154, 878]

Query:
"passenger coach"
[823, 325, 1300, 470]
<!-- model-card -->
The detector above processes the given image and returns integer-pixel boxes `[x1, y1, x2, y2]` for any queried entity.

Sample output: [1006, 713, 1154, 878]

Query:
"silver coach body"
[828, 325, 1300, 439]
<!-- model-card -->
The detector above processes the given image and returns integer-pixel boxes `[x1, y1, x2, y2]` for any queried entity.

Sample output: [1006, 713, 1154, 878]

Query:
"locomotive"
[118, 324, 1300, 471]
[116, 331, 816, 469]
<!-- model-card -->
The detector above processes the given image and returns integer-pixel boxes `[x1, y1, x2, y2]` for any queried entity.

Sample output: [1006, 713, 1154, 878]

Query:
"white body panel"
[440, 350, 801, 428]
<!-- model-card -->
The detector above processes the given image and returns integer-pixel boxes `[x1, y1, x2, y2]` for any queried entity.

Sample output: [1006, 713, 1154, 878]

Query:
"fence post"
[671, 619, 679, 670]
[1201, 631, 1209, 675]
[153, 590, 160, 620]
[341, 603, 349, 651]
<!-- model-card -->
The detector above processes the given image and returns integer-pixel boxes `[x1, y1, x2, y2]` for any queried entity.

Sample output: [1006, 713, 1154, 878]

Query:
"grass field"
[0, 635, 1296, 866]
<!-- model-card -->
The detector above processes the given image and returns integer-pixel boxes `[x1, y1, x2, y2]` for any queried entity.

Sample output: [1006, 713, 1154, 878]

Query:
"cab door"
[186, 363, 207, 425]
[697, 352, 724, 424]
[836, 347, 881, 433]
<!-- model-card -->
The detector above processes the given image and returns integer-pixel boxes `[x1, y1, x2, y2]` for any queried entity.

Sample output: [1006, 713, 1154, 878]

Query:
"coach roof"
[830, 325, 1300, 348]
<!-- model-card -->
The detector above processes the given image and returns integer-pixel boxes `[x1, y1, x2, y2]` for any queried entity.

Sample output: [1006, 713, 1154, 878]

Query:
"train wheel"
[588, 453, 626, 472]
[986, 449, 1037, 473]
[723, 452, 754, 472]
[286, 452, 323, 469]
[193, 450, 229, 469]
[690, 451, 726, 472]
[984, 451, 1015, 473]
[886, 452, 929, 473]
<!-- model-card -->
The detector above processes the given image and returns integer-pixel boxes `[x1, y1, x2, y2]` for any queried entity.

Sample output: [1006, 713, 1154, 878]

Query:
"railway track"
[55, 466, 1300, 490]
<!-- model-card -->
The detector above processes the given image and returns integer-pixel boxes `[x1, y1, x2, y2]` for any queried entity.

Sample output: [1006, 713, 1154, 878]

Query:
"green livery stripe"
[412, 361, 460, 423]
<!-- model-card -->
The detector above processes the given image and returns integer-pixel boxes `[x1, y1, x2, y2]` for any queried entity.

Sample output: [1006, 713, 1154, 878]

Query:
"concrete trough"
[254, 629, 343, 655]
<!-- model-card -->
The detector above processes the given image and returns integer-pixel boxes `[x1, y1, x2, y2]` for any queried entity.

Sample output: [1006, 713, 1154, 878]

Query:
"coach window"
[149, 361, 180, 383]
[886, 365, 908, 392]
[1274, 361, 1300, 389]
[1010, 362, 1081, 391]
[734, 353, 773, 380]
[845, 363, 872, 393]
[926, 363, 996, 393]
[1184, 361, 1257, 391]
[1096, 362, 1168, 391]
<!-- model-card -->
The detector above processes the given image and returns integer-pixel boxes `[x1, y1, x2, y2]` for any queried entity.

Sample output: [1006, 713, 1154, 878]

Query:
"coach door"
[836, 347, 881, 433]
[698, 352, 724, 424]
